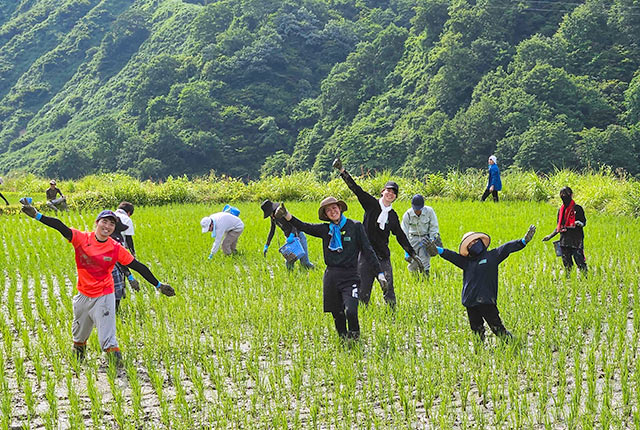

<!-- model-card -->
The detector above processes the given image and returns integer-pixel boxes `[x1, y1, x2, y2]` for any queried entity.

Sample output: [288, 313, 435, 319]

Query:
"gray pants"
[72, 293, 118, 351]
[47, 197, 68, 211]
[358, 255, 394, 306]
[407, 236, 432, 272]
[221, 227, 243, 255]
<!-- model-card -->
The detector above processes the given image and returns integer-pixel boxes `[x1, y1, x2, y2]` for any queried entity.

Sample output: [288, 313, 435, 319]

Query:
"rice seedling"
[0, 198, 639, 428]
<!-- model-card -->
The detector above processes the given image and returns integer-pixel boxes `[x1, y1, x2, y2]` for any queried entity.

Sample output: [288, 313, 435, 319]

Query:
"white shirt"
[209, 212, 244, 256]
[401, 207, 439, 239]
[115, 208, 134, 237]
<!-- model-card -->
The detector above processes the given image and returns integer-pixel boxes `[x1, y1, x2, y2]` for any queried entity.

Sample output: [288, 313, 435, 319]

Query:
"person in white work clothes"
[200, 211, 245, 258]
[401, 194, 441, 277]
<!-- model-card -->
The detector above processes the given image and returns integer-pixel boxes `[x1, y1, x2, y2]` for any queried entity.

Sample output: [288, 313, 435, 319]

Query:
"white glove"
[575, 221, 584, 227]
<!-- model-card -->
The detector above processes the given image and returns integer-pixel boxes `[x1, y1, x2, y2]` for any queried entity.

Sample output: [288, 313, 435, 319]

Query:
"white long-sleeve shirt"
[208, 212, 244, 256]
[401, 207, 439, 240]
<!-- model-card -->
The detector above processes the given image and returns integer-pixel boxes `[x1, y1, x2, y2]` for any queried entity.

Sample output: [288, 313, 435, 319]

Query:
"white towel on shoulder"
[377, 198, 393, 230]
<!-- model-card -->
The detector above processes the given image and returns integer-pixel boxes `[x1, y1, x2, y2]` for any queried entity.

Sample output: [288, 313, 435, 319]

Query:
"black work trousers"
[466, 304, 509, 340]
[323, 268, 360, 337]
[560, 246, 587, 273]
[481, 189, 499, 202]
[358, 254, 395, 306]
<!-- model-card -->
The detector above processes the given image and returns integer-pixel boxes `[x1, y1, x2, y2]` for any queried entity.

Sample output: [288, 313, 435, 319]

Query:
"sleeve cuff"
[436, 246, 443, 255]
[35, 212, 42, 221]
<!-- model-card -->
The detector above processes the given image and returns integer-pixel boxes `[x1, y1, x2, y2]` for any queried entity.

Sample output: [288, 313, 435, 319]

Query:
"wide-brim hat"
[318, 196, 347, 221]
[459, 232, 491, 256]
[260, 199, 278, 218]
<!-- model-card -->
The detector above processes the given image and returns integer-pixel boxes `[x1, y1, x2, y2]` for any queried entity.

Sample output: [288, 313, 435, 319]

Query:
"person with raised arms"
[19, 198, 175, 364]
[274, 197, 387, 341]
[425, 225, 536, 342]
[332, 157, 422, 308]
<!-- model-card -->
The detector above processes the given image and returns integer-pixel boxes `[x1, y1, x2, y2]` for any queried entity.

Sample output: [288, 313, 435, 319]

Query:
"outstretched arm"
[339, 170, 378, 209]
[440, 249, 467, 270]
[126, 259, 174, 296]
[288, 216, 327, 238]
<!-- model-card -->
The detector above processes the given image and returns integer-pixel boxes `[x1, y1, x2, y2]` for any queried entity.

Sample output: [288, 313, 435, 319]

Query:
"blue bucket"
[279, 236, 305, 263]
[223, 204, 240, 217]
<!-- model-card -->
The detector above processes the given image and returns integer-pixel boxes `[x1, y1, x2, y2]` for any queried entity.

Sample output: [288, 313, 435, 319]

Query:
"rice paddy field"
[1, 199, 640, 429]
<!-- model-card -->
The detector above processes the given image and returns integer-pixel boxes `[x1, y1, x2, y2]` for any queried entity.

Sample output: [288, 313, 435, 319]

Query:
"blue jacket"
[441, 239, 525, 307]
[487, 164, 502, 191]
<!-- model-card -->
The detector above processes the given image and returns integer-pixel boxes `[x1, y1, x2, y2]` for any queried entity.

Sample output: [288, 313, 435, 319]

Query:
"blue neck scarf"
[328, 215, 347, 252]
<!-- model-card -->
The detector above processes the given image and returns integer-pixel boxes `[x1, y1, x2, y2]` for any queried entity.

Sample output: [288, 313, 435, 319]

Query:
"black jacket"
[340, 171, 415, 260]
[441, 239, 526, 307]
[289, 216, 381, 273]
[265, 216, 297, 247]
[557, 204, 586, 248]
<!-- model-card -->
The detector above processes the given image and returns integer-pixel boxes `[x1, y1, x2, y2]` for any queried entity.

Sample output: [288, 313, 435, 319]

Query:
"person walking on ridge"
[481, 155, 502, 202]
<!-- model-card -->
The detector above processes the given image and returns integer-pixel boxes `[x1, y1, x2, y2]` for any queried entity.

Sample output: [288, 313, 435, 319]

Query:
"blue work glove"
[263, 244, 269, 257]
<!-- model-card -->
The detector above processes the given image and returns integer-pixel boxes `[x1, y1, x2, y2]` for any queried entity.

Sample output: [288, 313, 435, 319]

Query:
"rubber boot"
[347, 330, 360, 341]
[73, 343, 86, 362]
[106, 349, 123, 368]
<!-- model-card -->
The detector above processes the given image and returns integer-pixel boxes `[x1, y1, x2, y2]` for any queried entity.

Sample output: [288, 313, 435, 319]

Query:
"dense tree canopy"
[0, 0, 639, 179]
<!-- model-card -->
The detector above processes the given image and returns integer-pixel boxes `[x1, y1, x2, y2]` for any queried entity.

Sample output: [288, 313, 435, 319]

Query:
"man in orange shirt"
[20, 198, 175, 364]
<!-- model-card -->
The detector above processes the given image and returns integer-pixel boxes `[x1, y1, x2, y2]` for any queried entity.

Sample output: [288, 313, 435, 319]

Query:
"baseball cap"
[411, 194, 424, 211]
[96, 210, 117, 222]
[200, 216, 212, 233]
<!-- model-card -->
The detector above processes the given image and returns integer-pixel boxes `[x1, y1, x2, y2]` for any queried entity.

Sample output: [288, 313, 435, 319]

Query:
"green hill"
[1, 0, 639, 179]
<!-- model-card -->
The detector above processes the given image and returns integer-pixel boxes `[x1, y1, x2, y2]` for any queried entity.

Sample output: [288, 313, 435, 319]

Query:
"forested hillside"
[1, 0, 639, 179]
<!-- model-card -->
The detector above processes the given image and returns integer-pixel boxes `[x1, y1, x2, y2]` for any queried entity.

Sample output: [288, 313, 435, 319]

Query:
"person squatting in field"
[542, 186, 588, 276]
[261, 199, 315, 270]
[200, 208, 245, 259]
[481, 155, 502, 202]
[19, 198, 175, 364]
[401, 194, 441, 277]
[425, 225, 536, 342]
[274, 197, 388, 341]
[332, 157, 422, 308]
[46, 179, 68, 211]
[110, 202, 140, 311]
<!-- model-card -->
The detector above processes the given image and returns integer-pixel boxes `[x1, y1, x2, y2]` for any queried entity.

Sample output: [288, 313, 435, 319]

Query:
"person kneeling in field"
[425, 225, 536, 342]
[274, 197, 387, 341]
[19, 198, 175, 364]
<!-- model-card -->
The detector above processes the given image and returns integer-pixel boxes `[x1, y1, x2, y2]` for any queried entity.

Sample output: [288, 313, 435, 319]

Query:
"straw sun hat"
[459, 232, 491, 256]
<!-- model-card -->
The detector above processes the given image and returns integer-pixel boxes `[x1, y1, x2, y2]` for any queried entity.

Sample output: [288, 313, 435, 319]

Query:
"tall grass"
[0, 168, 638, 216]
